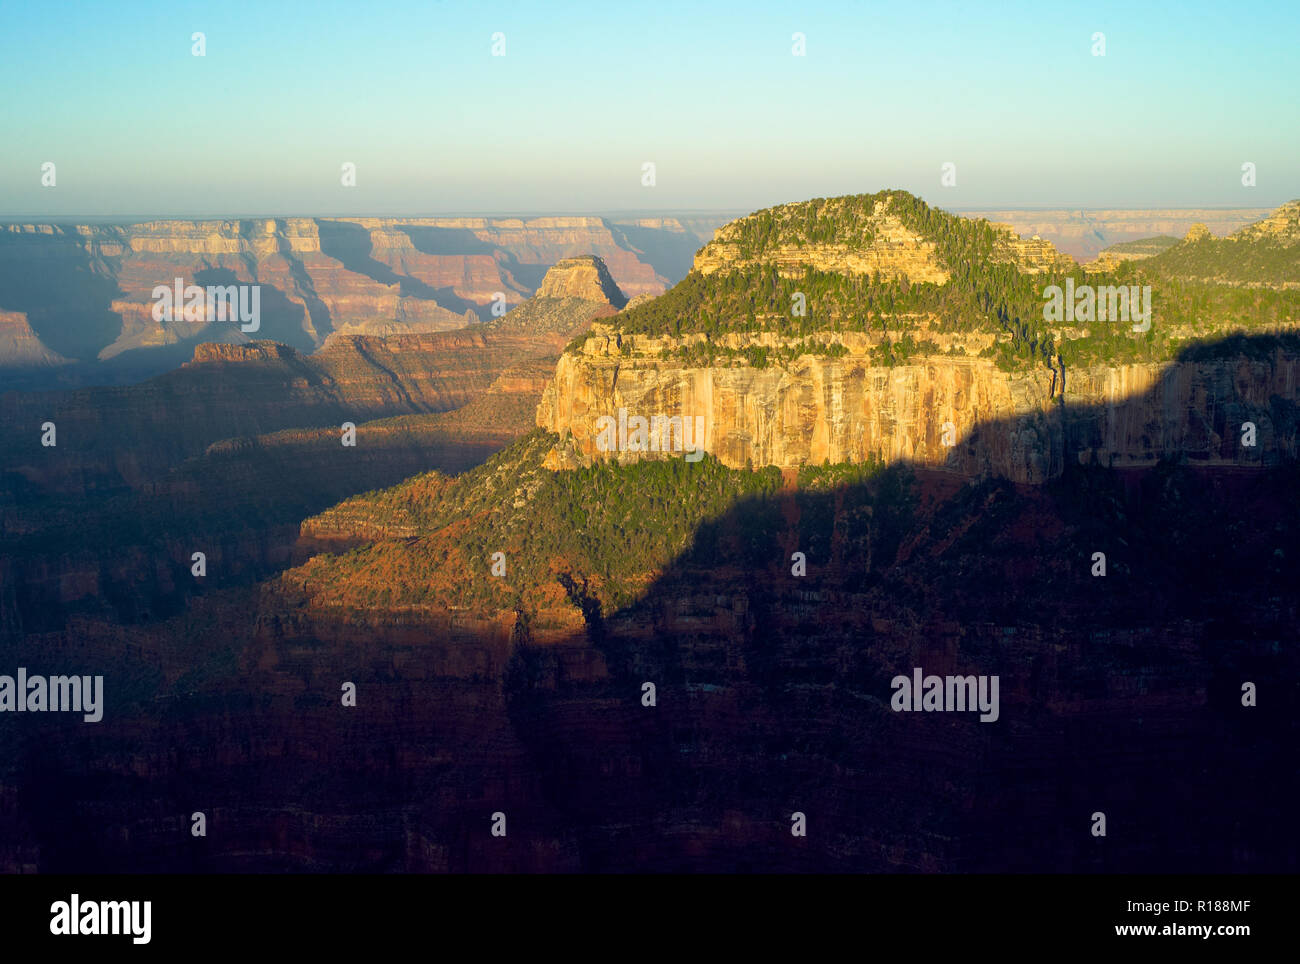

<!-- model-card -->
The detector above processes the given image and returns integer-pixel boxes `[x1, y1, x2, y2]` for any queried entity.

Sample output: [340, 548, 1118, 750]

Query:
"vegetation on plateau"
[283, 430, 919, 619]
[592, 190, 1299, 373]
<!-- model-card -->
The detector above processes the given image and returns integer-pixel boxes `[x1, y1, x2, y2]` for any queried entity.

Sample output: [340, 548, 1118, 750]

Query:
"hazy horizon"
[2, 0, 1297, 217]
[0, 200, 1288, 226]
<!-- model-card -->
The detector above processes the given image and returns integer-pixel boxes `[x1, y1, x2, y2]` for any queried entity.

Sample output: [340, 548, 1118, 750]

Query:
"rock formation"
[538, 327, 1298, 483]
[534, 255, 628, 307]
[1232, 199, 1300, 243]
[0, 309, 68, 368]
[693, 196, 952, 283]
[0, 257, 617, 635]
[0, 216, 722, 381]
[538, 196, 1300, 482]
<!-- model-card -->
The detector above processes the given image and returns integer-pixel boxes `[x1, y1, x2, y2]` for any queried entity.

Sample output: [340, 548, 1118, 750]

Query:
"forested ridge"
[585, 191, 1299, 373]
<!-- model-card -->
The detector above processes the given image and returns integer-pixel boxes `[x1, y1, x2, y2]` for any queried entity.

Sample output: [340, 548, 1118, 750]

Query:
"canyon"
[0, 214, 723, 387]
[958, 207, 1273, 262]
[0, 256, 624, 635]
[2, 193, 1297, 874]
[10, 397, 1291, 872]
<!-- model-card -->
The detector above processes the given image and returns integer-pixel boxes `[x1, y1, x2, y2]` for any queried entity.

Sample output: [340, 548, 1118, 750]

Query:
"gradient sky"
[1, 0, 1297, 217]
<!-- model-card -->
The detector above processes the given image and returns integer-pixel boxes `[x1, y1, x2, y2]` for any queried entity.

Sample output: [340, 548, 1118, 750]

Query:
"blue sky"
[1, 0, 1296, 216]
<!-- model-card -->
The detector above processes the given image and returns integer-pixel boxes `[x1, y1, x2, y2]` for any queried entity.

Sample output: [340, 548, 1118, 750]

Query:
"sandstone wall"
[538, 334, 1300, 482]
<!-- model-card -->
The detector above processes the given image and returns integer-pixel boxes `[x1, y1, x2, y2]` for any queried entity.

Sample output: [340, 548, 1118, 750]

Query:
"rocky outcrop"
[0, 309, 68, 368]
[344, 215, 684, 300]
[535, 256, 627, 307]
[1232, 199, 1300, 243]
[987, 225, 1076, 273]
[694, 197, 950, 283]
[691, 192, 1075, 280]
[473, 256, 626, 337]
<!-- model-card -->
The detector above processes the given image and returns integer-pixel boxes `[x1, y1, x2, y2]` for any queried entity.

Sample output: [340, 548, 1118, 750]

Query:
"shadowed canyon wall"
[3, 343, 1295, 872]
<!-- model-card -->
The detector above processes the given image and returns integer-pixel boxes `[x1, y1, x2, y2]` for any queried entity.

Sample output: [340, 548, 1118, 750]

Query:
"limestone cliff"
[538, 195, 1300, 482]
[539, 327, 1043, 478]
[538, 325, 1298, 483]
